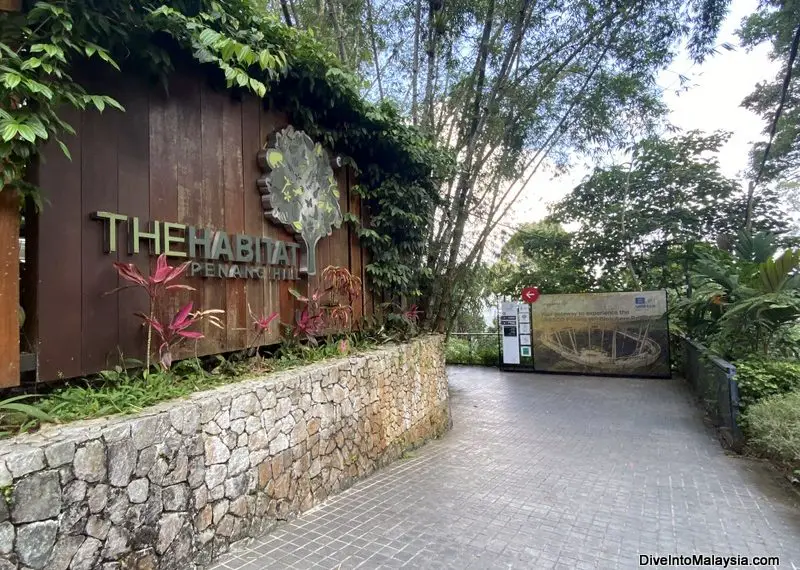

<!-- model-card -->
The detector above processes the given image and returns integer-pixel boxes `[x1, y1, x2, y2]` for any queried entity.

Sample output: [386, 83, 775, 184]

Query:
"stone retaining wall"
[0, 336, 450, 570]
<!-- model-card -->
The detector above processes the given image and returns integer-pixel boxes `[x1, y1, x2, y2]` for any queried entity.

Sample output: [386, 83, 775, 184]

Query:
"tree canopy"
[738, 0, 800, 184]
[548, 132, 786, 293]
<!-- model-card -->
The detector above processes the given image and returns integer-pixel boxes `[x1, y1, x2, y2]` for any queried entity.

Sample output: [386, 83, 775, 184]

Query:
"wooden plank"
[200, 84, 227, 355]
[222, 95, 247, 350]
[173, 74, 206, 360]
[330, 167, 350, 269]
[116, 78, 150, 362]
[19, 197, 37, 360]
[148, 79, 180, 366]
[260, 109, 292, 343]
[0, 0, 21, 12]
[346, 168, 364, 326]
[242, 96, 264, 348]
[36, 108, 83, 381]
[361, 193, 374, 319]
[81, 104, 120, 372]
[0, 189, 19, 387]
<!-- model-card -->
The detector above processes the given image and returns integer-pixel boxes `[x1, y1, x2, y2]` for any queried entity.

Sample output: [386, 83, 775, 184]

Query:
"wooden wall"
[28, 71, 368, 382]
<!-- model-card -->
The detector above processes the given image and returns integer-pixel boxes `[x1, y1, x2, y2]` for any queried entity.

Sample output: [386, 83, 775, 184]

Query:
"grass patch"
[743, 390, 800, 475]
[0, 332, 412, 438]
[445, 336, 499, 366]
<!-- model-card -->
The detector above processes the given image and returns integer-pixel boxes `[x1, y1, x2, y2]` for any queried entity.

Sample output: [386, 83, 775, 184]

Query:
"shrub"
[734, 359, 800, 408]
[743, 391, 800, 469]
[445, 336, 499, 366]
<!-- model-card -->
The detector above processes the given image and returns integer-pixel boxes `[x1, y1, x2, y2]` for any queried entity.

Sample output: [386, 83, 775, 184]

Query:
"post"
[0, 0, 21, 12]
[0, 190, 20, 387]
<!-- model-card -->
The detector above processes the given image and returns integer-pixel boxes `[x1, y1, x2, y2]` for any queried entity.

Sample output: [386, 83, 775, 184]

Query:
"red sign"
[521, 286, 540, 303]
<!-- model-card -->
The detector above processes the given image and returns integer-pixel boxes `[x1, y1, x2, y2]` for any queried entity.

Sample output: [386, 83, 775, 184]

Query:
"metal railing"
[676, 335, 743, 447]
[445, 332, 499, 366]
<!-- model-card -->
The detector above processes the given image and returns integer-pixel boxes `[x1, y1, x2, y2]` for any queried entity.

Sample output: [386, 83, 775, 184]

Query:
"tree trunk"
[326, 0, 348, 64]
[744, 180, 755, 234]
[366, 0, 384, 100]
[421, 0, 444, 133]
[279, 0, 294, 26]
[411, 0, 422, 125]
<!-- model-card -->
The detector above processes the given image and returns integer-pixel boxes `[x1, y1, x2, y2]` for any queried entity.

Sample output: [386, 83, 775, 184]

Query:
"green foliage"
[445, 336, 499, 367]
[735, 359, 800, 409]
[36, 359, 246, 423]
[491, 222, 594, 297]
[0, 1, 124, 205]
[551, 132, 786, 292]
[0, 395, 58, 436]
[738, 0, 800, 183]
[743, 390, 800, 469]
[672, 233, 800, 359]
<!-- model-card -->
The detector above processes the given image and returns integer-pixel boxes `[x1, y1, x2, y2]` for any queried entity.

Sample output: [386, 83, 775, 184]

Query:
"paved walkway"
[211, 367, 800, 569]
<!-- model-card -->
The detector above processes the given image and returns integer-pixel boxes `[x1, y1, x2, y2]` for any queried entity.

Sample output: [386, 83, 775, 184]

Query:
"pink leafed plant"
[403, 304, 422, 324]
[288, 265, 362, 342]
[138, 302, 204, 370]
[112, 253, 195, 299]
[111, 253, 201, 371]
[294, 308, 325, 346]
[247, 304, 279, 355]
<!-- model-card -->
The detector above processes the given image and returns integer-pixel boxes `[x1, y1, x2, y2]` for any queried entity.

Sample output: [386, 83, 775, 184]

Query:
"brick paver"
[210, 367, 800, 569]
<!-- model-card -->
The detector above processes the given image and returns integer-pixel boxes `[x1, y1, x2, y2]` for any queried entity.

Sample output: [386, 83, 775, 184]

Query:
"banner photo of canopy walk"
[531, 291, 670, 378]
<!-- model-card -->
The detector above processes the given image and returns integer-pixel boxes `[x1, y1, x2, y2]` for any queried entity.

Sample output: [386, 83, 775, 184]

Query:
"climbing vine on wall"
[0, 0, 454, 298]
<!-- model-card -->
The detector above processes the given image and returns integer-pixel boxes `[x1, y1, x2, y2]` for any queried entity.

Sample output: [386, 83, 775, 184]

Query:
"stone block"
[73, 441, 106, 483]
[45, 442, 76, 468]
[107, 440, 136, 487]
[6, 449, 44, 479]
[16, 520, 58, 569]
[11, 470, 61, 523]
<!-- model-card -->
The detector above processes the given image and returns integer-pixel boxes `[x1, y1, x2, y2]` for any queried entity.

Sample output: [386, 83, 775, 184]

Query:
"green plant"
[743, 390, 800, 471]
[36, 361, 245, 422]
[0, 394, 58, 436]
[735, 359, 800, 409]
[0, 1, 123, 205]
[445, 336, 499, 366]
[673, 233, 800, 359]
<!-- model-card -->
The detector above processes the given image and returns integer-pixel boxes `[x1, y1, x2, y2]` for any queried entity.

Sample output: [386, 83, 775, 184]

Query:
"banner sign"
[531, 291, 670, 378]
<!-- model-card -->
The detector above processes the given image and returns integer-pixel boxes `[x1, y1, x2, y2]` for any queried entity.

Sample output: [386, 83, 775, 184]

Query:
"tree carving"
[257, 126, 343, 275]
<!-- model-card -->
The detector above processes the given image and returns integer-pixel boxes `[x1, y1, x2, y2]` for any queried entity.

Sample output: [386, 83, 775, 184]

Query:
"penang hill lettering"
[92, 211, 301, 281]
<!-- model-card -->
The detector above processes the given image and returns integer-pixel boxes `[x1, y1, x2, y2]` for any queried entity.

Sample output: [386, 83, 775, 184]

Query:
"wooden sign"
[25, 69, 371, 382]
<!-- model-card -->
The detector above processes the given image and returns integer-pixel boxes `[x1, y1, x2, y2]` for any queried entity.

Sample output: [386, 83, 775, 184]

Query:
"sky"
[504, 0, 780, 230]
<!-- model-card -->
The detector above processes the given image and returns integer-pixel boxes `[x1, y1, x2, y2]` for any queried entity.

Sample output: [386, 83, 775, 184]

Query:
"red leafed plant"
[138, 302, 204, 370]
[247, 304, 279, 355]
[112, 254, 195, 299]
[403, 304, 422, 324]
[293, 308, 325, 346]
[289, 265, 362, 343]
[111, 253, 223, 371]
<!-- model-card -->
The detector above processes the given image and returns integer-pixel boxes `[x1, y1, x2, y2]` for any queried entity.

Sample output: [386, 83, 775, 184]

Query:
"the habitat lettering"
[92, 211, 300, 281]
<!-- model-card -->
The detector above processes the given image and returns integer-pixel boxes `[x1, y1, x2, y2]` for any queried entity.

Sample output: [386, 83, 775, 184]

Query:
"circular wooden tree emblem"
[257, 126, 343, 275]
